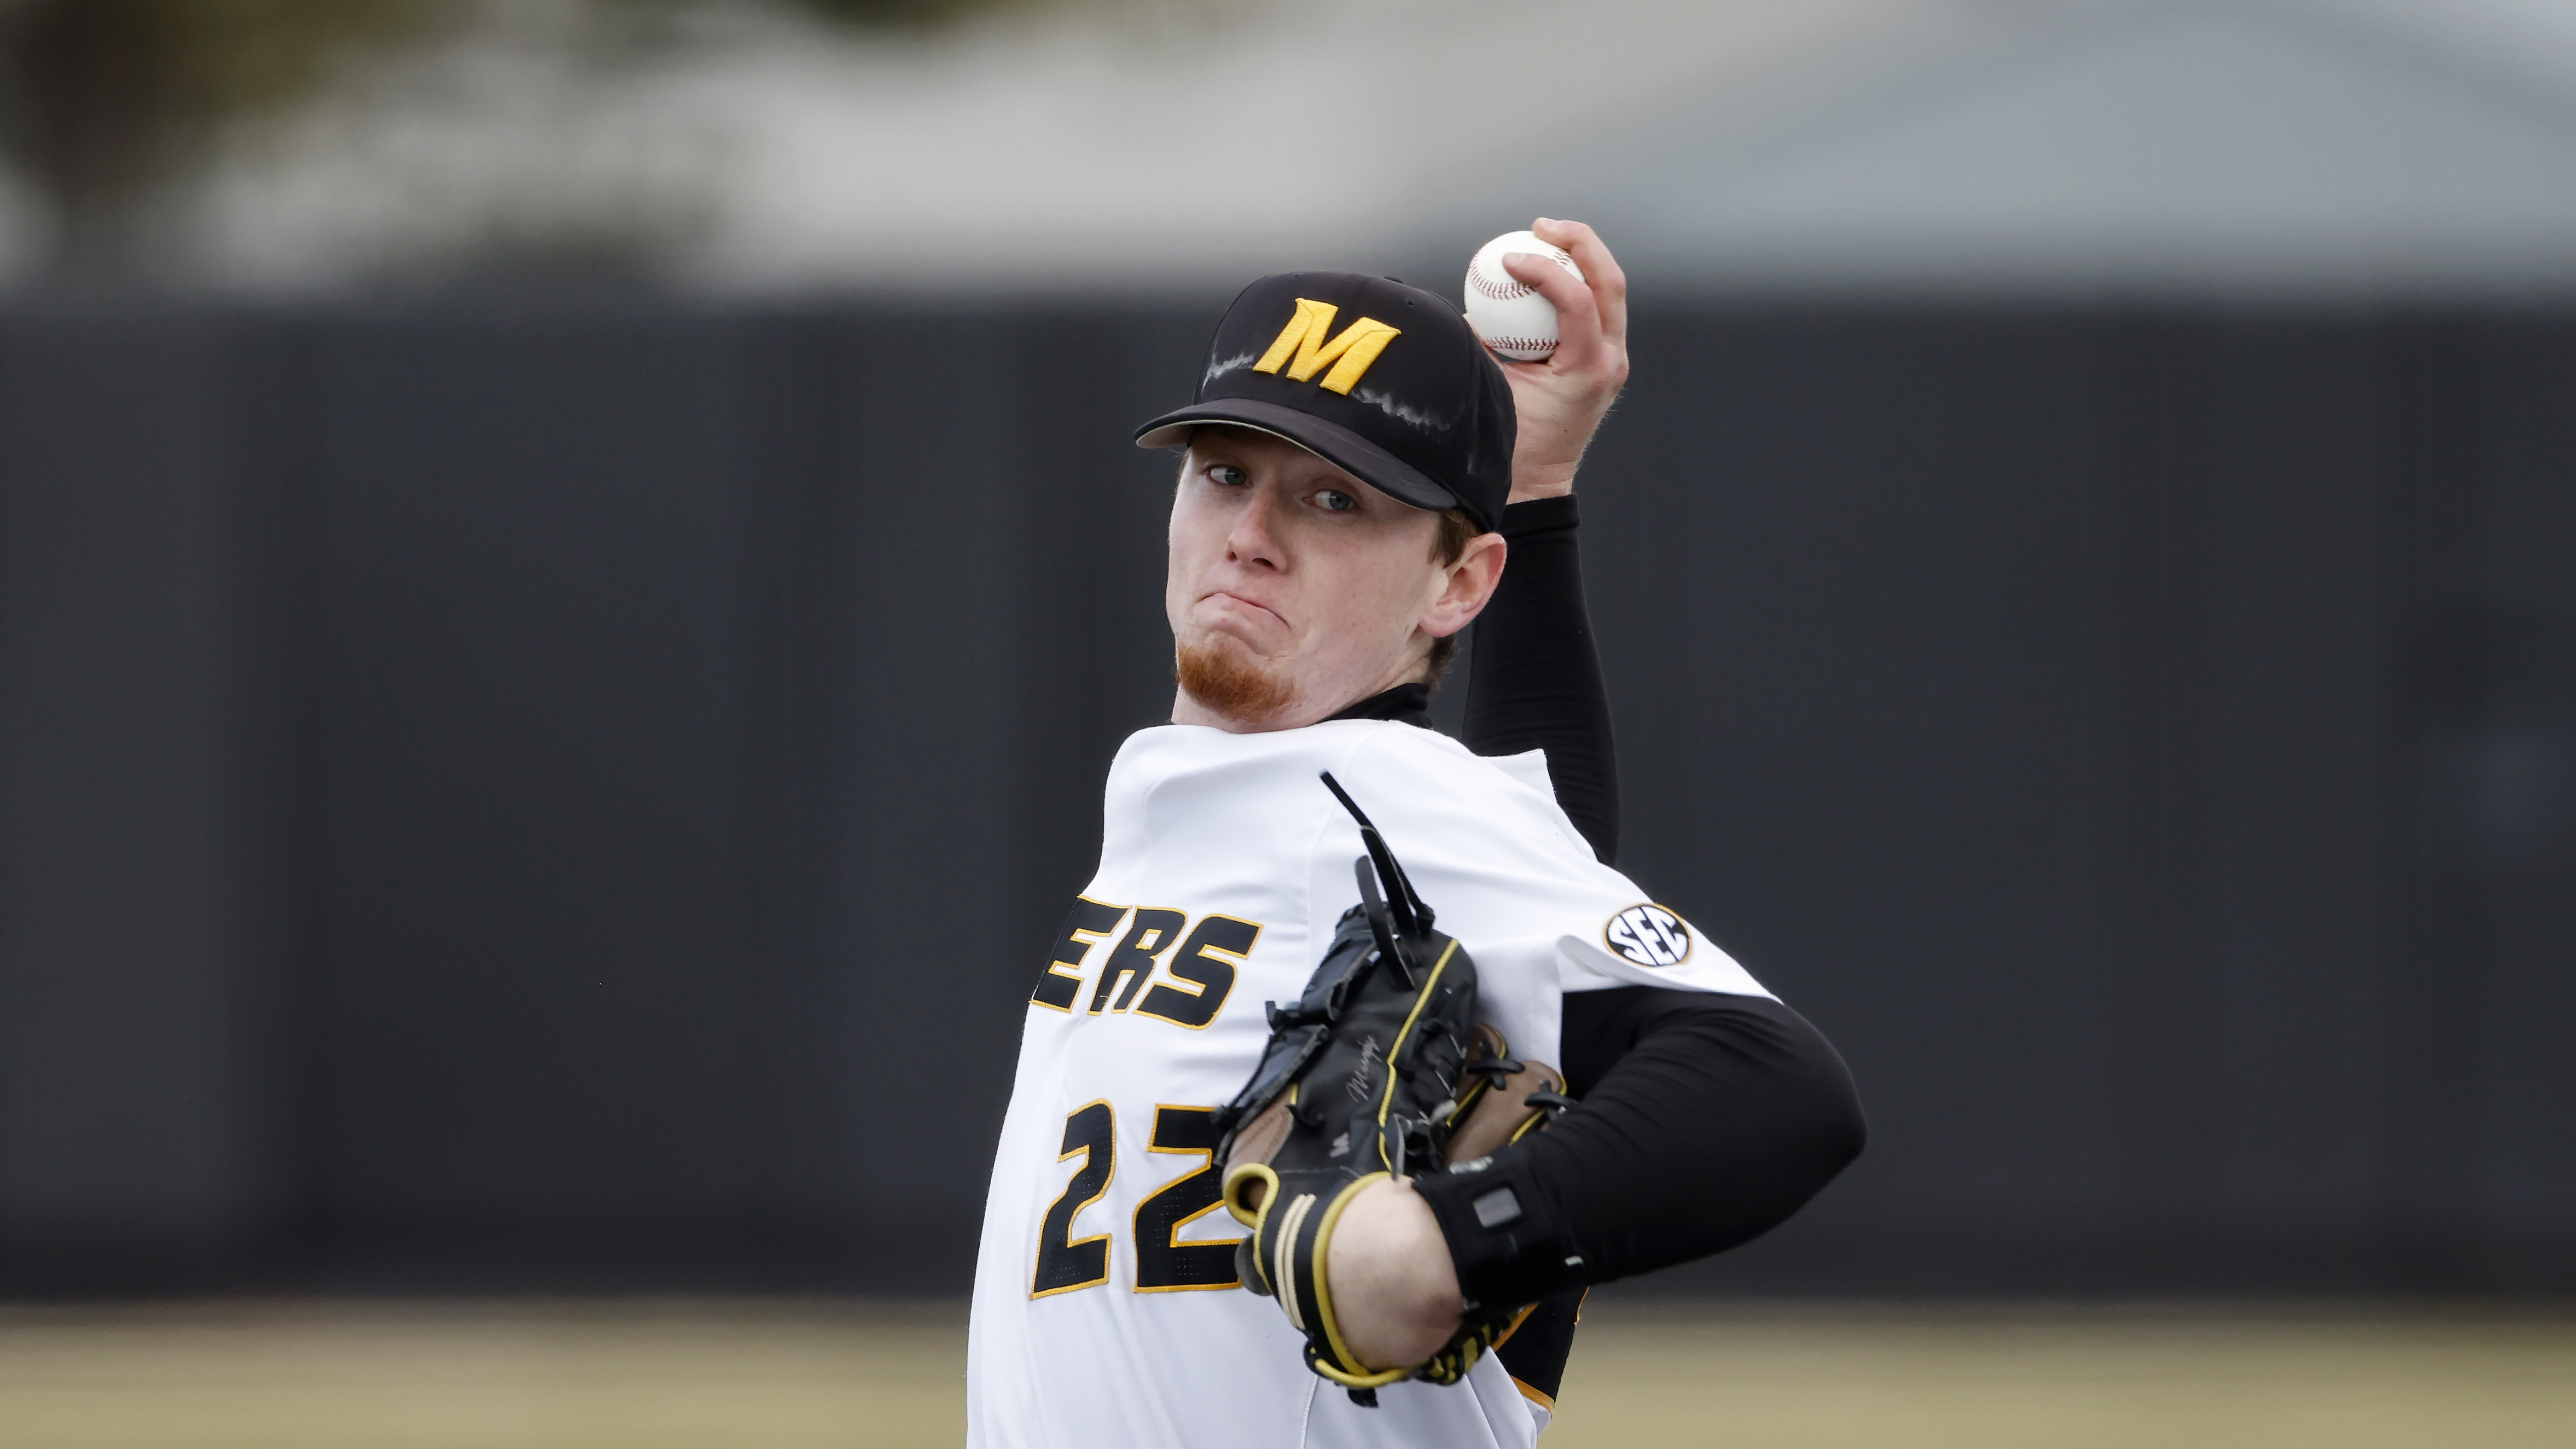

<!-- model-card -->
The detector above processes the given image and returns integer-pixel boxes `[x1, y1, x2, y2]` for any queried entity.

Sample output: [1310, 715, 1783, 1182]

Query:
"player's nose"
[1224, 484, 1288, 569]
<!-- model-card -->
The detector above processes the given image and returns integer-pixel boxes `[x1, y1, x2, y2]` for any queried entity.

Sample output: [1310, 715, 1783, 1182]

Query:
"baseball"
[1463, 230, 1582, 362]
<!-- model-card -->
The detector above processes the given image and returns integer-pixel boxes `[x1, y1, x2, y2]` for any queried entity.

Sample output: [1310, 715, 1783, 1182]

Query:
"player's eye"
[1206, 463, 1251, 488]
[1315, 489, 1357, 513]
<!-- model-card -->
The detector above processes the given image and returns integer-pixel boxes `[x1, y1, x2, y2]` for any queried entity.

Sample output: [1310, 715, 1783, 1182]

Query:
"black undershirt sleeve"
[1462, 495, 1620, 864]
[1537, 988, 1865, 1282]
[1456, 986, 1863, 1401]
[1435, 490, 1860, 1377]
[1441, 492, 1862, 1311]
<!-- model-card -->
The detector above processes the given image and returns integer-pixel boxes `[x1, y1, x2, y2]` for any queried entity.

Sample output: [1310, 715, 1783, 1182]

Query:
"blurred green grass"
[0, 1297, 2569, 1448]
[1548, 1301, 2576, 1449]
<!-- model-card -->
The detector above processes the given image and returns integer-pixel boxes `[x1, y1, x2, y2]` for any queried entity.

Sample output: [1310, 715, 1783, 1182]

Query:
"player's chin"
[1175, 635, 1296, 723]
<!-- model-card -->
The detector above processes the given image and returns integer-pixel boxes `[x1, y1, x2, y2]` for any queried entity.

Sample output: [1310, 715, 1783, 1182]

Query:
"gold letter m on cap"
[1253, 300, 1401, 395]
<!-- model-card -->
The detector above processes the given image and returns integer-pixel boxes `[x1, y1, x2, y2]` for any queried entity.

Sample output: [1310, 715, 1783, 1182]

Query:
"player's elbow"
[1770, 1008, 1868, 1212]
[1684, 999, 1867, 1253]
[1528, 993, 1866, 1284]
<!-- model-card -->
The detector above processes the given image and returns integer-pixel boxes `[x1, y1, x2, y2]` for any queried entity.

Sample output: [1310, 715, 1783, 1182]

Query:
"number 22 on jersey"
[1031, 1103, 1241, 1299]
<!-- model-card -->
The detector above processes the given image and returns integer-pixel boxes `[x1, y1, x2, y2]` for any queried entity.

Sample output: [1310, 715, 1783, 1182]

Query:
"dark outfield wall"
[0, 300, 2568, 1296]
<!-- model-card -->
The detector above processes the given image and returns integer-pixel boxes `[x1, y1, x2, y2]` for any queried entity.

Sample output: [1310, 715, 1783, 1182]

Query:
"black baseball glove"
[1211, 773, 1573, 1407]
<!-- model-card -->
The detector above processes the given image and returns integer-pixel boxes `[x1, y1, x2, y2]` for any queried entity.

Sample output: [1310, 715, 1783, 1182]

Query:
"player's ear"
[1421, 532, 1505, 641]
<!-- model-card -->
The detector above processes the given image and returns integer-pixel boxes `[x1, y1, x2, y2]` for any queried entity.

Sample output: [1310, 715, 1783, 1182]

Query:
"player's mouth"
[1198, 590, 1289, 637]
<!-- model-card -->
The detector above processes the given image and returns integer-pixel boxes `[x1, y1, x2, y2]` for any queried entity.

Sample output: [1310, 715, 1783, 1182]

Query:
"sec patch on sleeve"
[1605, 904, 1692, 967]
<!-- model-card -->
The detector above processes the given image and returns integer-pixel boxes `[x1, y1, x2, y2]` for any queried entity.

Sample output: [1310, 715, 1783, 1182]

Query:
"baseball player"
[967, 221, 1864, 1447]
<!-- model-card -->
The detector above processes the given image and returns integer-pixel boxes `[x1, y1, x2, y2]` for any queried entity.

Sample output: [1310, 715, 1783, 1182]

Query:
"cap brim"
[1133, 399, 1462, 516]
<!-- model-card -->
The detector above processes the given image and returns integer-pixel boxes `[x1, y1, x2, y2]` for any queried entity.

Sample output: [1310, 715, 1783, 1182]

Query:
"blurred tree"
[0, 1, 447, 264]
[0, 0, 1040, 274]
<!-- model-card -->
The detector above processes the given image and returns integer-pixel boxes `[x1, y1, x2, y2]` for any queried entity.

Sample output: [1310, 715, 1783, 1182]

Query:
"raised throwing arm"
[1460, 218, 1629, 864]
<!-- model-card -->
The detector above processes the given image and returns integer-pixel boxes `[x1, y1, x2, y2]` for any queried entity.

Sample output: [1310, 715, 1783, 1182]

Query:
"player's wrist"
[1322, 1177, 1467, 1371]
[1410, 1143, 1592, 1312]
[1507, 465, 1577, 505]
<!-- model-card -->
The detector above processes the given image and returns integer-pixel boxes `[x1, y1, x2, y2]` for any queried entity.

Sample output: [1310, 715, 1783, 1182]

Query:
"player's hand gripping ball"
[1464, 230, 1584, 362]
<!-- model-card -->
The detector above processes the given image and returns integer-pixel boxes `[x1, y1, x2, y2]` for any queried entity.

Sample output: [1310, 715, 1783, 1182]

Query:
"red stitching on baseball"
[1470, 249, 1578, 304]
[1479, 334, 1556, 355]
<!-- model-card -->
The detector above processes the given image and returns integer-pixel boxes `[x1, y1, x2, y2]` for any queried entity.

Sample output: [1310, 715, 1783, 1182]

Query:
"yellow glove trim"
[1307, 1170, 1410, 1388]
[1222, 1161, 1278, 1231]
[1369, 939, 1462, 1169]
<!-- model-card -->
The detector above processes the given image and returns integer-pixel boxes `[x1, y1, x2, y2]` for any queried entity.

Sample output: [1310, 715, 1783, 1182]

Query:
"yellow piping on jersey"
[1488, 1301, 1539, 1351]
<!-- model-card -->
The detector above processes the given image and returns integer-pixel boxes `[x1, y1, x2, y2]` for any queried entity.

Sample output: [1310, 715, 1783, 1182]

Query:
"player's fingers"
[1501, 249, 1608, 375]
[1533, 217, 1628, 352]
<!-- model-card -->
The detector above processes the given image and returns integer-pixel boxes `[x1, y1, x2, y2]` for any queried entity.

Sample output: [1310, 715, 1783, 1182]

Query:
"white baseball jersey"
[966, 719, 1770, 1448]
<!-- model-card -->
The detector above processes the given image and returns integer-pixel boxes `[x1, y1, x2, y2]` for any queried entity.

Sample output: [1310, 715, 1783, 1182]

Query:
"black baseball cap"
[1134, 272, 1515, 534]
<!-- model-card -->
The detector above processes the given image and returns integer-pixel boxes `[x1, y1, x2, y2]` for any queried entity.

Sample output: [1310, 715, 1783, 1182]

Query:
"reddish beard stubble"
[1174, 637, 1295, 724]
